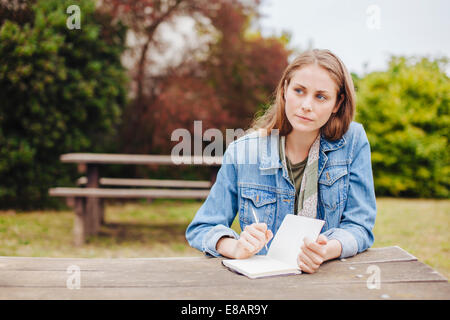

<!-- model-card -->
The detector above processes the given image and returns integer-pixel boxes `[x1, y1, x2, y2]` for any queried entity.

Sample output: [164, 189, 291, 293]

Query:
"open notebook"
[222, 214, 325, 279]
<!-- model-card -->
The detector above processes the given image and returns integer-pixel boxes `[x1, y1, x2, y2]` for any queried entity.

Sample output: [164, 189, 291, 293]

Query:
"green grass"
[372, 198, 449, 279]
[0, 198, 448, 279]
[0, 199, 205, 258]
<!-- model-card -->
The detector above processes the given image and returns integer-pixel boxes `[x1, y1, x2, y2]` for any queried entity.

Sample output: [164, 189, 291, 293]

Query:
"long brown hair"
[250, 49, 356, 141]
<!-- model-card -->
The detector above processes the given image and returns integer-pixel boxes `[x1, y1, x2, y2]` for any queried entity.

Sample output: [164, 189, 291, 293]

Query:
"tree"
[355, 56, 449, 198]
[100, 0, 290, 155]
[0, 0, 128, 209]
[203, 2, 291, 129]
[99, 0, 256, 153]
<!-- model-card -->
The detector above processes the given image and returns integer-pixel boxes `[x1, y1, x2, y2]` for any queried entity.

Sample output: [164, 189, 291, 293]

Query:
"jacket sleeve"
[322, 124, 377, 259]
[185, 141, 240, 257]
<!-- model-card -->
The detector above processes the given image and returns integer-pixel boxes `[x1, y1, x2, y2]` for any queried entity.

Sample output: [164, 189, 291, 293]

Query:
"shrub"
[355, 56, 449, 198]
[0, 0, 128, 209]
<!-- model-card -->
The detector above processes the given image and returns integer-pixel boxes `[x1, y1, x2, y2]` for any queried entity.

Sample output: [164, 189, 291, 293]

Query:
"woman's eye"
[317, 94, 326, 101]
[295, 88, 304, 94]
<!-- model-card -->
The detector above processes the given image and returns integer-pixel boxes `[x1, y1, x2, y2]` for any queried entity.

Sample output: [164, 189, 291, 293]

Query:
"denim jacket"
[186, 121, 377, 259]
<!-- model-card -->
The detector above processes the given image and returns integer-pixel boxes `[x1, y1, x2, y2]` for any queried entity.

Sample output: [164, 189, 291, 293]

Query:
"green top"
[279, 136, 308, 214]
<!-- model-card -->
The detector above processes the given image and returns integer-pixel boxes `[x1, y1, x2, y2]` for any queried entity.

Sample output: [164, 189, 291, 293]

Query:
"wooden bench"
[49, 153, 222, 246]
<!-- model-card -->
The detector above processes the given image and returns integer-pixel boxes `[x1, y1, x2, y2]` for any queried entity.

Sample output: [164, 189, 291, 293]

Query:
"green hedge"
[355, 57, 449, 198]
[0, 0, 128, 209]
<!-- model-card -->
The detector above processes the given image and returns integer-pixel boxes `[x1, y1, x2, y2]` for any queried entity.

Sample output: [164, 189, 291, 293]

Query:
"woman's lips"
[295, 115, 313, 121]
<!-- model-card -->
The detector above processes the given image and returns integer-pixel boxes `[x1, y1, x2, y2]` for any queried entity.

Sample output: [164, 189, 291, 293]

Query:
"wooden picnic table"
[59, 153, 222, 193]
[0, 246, 448, 300]
[50, 153, 223, 245]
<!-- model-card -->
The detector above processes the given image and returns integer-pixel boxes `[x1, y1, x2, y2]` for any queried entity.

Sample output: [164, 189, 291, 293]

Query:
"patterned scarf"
[280, 134, 320, 218]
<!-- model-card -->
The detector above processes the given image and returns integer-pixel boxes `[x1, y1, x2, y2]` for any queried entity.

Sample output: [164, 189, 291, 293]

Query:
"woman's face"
[284, 64, 340, 135]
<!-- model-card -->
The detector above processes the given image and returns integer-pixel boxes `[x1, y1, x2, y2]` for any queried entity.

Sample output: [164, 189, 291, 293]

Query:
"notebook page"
[223, 255, 295, 275]
[222, 255, 300, 278]
[267, 214, 325, 267]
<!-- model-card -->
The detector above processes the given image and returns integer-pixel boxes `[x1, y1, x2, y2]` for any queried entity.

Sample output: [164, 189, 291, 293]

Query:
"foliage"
[139, 2, 291, 155]
[0, 0, 36, 26]
[106, 0, 290, 155]
[0, 0, 128, 209]
[100, 0, 250, 154]
[202, 2, 291, 130]
[355, 56, 449, 198]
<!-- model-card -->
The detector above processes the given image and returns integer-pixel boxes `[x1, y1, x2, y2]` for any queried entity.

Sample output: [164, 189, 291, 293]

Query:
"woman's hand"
[216, 223, 273, 259]
[234, 223, 273, 259]
[297, 235, 342, 274]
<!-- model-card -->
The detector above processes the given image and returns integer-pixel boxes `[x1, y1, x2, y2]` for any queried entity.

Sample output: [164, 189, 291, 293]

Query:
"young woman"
[186, 49, 376, 273]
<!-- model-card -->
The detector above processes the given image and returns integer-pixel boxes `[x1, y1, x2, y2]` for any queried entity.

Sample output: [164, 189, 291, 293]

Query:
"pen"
[251, 207, 269, 251]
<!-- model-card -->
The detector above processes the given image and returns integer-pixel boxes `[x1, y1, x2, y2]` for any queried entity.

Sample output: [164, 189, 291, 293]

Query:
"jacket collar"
[320, 135, 347, 152]
[259, 132, 347, 171]
[259, 132, 281, 171]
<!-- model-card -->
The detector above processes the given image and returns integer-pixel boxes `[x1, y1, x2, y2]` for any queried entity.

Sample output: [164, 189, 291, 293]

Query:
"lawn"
[0, 198, 448, 279]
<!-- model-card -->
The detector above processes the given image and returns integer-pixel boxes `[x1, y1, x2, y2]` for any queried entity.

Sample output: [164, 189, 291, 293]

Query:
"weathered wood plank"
[0, 280, 449, 300]
[0, 256, 205, 272]
[0, 247, 428, 280]
[60, 153, 222, 166]
[0, 247, 414, 271]
[49, 187, 210, 199]
[338, 246, 418, 264]
[77, 177, 212, 189]
[0, 260, 445, 288]
[0, 247, 448, 300]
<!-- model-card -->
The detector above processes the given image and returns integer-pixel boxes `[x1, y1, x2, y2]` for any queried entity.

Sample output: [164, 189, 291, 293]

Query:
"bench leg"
[210, 167, 218, 185]
[86, 164, 101, 235]
[86, 197, 101, 235]
[65, 197, 75, 208]
[73, 197, 102, 245]
[73, 197, 87, 246]
[99, 198, 105, 225]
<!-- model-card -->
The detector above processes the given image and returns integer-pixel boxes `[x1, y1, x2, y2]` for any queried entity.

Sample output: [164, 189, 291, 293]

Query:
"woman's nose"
[301, 96, 313, 112]
[302, 104, 312, 112]
[301, 103, 312, 112]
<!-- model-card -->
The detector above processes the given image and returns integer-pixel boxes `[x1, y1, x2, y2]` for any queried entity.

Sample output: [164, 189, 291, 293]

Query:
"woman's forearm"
[216, 236, 238, 258]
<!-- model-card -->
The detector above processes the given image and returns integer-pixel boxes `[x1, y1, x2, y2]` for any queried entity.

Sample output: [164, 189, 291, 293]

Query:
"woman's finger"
[297, 255, 314, 273]
[301, 244, 324, 265]
[245, 224, 266, 243]
[241, 230, 261, 251]
[304, 237, 327, 257]
[266, 230, 273, 243]
[298, 250, 319, 271]
[253, 223, 268, 233]
[317, 234, 328, 245]
[238, 236, 255, 253]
